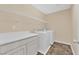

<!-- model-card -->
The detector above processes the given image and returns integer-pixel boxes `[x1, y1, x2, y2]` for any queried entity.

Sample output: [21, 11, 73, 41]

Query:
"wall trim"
[55, 40, 71, 45]
[70, 45, 75, 55]
[38, 45, 51, 55]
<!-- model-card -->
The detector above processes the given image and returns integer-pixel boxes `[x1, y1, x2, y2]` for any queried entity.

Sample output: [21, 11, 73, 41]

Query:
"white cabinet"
[0, 36, 38, 55]
[38, 32, 50, 54]
[6, 46, 27, 55]
[36, 31, 54, 54]
[27, 39, 38, 55]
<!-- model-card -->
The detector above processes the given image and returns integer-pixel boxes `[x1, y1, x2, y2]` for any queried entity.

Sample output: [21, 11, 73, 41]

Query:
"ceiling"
[32, 4, 71, 15]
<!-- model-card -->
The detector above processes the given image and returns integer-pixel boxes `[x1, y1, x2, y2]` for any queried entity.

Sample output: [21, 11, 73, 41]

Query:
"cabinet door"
[27, 39, 38, 55]
[6, 45, 27, 55]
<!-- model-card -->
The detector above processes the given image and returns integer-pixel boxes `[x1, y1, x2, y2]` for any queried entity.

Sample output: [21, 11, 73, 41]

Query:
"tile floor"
[37, 42, 73, 55]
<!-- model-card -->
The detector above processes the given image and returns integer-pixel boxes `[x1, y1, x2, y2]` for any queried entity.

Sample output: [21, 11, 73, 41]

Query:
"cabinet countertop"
[0, 31, 38, 45]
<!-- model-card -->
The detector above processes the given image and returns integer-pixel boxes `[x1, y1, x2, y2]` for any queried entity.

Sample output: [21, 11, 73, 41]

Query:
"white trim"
[38, 45, 51, 55]
[70, 44, 75, 55]
[38, 42, 55, 55]
[55, 40, 71, 45]
[32, 4, 71, 15]
[0, 8, 47, 23]
[44, 45, 51, 55]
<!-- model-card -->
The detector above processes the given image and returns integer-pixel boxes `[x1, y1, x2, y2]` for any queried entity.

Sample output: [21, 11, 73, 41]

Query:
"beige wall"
[45, 9, 73, 44]
[0, 4, 45, 19]
[0, 4, 45, 32]
[0, 5, 73, 45]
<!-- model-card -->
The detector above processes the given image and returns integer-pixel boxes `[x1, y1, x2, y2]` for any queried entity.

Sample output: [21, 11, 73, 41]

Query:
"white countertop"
[0, 32, 38, 45]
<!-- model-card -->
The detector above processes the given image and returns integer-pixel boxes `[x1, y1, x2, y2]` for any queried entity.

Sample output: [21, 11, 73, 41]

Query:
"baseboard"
[70, 45, 75, 55]
[44, 45, 51, 55]
[38, 45, 51, 55]
[55, 40, 71, 45]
